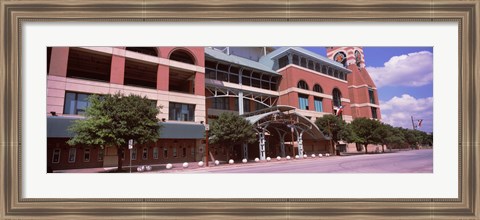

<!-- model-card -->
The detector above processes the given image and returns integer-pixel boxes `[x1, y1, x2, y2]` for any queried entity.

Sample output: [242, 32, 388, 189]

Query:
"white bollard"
[198, 161, 204, 167]
[254, 158, 260, 162]
[229, 159, 234, 164]
[295, 155, 300, 159]
[326, 153, 330, 157]
[242, 158, 247, 163]
[303, 154, 308, 158]
[276, 156, 281, 161]
[145, 165, 152, 171]
[266, 157, 271, 161]
[286, 156, 291, 160]
[311, 154, 316, 158]
[183, 162, 189, 168]
[318, 153, 323, 157]
[214, 160, 220, 166]
[166, 163, 173, 169]
[137, 166, 144, 172]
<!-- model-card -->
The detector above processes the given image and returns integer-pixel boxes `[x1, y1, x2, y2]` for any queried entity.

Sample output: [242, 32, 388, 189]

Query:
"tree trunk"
[382, 144, 385, 153]
[117, 146, 123, 171]
[330, 140, 334, 155]
[365, 144, 368, 154]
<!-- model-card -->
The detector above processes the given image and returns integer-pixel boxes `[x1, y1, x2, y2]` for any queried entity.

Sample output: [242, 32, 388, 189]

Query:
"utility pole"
[205, 107, 209, 166]
[411, 116, 417, 130]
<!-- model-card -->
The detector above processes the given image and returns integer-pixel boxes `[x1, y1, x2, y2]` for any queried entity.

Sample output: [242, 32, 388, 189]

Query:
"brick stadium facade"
[47, 46, 380, 171]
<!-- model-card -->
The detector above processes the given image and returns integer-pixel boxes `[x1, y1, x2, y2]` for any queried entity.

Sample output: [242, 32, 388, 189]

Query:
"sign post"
[128, 139, 133, 173]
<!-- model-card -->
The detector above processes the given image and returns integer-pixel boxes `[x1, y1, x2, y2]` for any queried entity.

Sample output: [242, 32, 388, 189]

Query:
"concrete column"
[280, 133, 286, 158]
[238, 91, 244, 115]
[296, 130, 304, 157]
[194, 72, 205, 96]
[49, 47, 69, 77]
[156, 65, 169, 91]
[258, 131, 266, 160]
[110, 55, 125, 85]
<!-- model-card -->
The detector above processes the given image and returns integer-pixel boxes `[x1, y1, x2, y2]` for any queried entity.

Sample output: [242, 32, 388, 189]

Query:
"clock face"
[334, 52, 346, 63]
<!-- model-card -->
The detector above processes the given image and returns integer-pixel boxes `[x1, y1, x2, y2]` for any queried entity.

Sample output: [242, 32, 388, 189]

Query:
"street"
[156, 149, 433, 173]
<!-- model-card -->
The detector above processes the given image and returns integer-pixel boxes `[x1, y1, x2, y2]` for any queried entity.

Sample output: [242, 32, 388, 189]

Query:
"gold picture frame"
[1, 0, 479, 219]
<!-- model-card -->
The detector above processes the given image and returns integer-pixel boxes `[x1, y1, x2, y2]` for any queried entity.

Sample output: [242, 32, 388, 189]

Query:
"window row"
[209, 97, 268, 112]
[121, 146, 195, 160]
[278, 53, 347, 81]
[51, 148, 104, 163]
[205, 59, 279, 91]
[48, 47, 198, 94]
[297, 80, 324, 93]
[298, 94, 323, 112]
[63, 91, 197, 122]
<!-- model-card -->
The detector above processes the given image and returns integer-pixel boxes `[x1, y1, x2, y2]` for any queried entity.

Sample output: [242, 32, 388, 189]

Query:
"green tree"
[401, 128, 420, 149]
[67, 93, 161, 171]
[372, 123, 393, 153]
[350, 117, 381, 154]
[315, 114, 354, 154]
[209, 112, 257, 159]
[387, 127, 406, 150]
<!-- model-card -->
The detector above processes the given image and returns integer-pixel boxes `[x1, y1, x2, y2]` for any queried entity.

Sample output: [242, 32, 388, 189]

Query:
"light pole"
[128, 139, 133, 173]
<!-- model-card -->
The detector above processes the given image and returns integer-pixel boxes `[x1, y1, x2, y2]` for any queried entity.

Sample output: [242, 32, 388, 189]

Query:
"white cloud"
[367, 51, 433, 88]
[380, 94, 433, 132]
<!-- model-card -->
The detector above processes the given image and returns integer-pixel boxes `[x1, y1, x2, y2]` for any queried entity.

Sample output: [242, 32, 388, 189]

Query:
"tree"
[350, 117, 381, 154]
[315, 114, 355, 154]
[209, 112, 257, 159]
[372, 123, 393, 153]
[67, 93, 161, 171]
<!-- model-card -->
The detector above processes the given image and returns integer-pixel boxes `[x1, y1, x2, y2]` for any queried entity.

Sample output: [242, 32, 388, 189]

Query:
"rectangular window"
[314, 97, 323, 112]
[142, 147, 148, 160]
[84, 148, 90, 162]
[131, 148, 137, 160]
[173, 147, 177, 157]
[212, 97, 229, 110]
[153, 147, 159, 159]
[169, 102, 195, 121]
[371, 107, 378, 119]
[63, 91, 92, 115]
[182, 147, 187, 157]
[369, 88, 375, 104]
[52, 149, 60, 163]
[298, 94, 309, 110]
[278, 55, 289, 69]
[98, 148, 104, 161]
[68, 148, 76, 163]
[243, 99, 250, 112]
[163, 147, 168, 158]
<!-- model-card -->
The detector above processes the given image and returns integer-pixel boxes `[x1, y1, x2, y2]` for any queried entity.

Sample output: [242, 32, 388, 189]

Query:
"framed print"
[1, 0, 479, 219]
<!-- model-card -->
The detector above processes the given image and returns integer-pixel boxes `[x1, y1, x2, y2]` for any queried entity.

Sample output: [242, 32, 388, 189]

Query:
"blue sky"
[304, 47, 434, 133]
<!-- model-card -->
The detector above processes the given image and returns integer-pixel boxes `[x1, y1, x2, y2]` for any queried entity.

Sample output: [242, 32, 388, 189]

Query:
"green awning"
[47, 116, 205, 139]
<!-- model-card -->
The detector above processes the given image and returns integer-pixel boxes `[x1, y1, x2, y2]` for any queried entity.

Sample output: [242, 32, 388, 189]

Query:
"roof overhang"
[47, 116, 205, 139]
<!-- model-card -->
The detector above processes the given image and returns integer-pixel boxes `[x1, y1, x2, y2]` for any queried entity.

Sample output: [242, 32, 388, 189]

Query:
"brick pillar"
[194, 72, 205, 96]
[157, 65, 169, 91]
[110, 55, 125, 85]
[49, 47, 69, 77]
[308, 95, 315, 111]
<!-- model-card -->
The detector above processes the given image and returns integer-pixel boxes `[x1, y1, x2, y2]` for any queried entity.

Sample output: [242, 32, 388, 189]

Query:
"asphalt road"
[166, 149, 433, 173]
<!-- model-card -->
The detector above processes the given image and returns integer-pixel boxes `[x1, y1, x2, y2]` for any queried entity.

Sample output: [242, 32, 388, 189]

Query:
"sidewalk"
[53, 155, 337, 173]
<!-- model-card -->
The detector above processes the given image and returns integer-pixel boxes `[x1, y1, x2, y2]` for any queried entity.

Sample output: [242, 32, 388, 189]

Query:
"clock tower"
[326, 47, 380, 120]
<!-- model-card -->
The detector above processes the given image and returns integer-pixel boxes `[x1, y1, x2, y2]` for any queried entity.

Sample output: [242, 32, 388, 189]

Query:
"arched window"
[169, 49, 195, 64]
[313, 84, 323, 93]
[332, 88, 342, 107]
[126, 47, 158, 57]
[297, 80, 309, 90]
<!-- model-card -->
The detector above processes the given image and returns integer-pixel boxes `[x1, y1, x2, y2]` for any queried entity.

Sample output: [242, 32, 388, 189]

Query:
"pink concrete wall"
[49, 47, 69, 77]
[110, 55, 125, 85]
